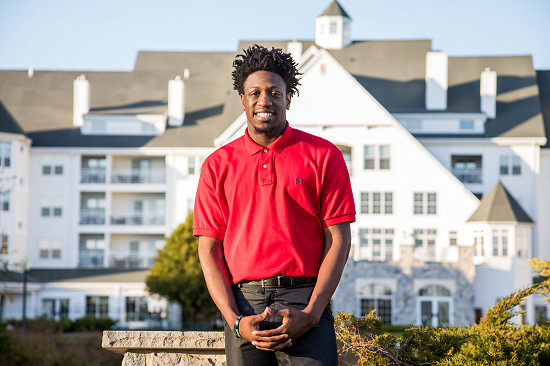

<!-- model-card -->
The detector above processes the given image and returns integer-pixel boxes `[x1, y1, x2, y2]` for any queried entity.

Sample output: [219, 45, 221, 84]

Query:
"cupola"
[315, 0, 352, 50]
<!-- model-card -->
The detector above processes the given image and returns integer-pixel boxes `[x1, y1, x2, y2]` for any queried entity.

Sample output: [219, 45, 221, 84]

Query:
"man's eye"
[271, 91, 281, 96]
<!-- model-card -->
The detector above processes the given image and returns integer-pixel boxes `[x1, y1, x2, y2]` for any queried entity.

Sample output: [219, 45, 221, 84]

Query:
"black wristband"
[233, 315, 243, 338]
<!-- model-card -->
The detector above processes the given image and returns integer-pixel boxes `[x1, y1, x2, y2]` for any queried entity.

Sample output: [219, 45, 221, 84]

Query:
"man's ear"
[240, 94, 245, 111]
[286, 93, 292, 110]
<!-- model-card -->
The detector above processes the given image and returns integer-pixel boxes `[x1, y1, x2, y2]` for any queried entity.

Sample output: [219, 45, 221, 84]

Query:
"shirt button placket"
[260, 148, 272, 185]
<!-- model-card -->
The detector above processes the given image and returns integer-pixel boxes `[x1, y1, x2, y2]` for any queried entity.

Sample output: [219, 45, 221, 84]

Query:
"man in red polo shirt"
[194, 44, 355, 365]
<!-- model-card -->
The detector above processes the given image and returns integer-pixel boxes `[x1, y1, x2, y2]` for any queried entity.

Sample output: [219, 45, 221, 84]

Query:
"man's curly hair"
[232, 44, 301, 96]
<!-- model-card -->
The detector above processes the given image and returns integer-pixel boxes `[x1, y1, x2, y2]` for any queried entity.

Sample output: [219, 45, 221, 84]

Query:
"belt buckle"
[277, 276, 282, 287]
[261, 279, 266, 287]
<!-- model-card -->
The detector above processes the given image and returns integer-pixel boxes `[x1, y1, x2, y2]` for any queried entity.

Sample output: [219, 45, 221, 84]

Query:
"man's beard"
[253, 124, 278, 135]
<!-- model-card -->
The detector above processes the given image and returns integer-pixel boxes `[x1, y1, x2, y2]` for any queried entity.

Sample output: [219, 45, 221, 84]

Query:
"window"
[188, 156, 196, 175]
[364, 145, 391, 170]
[1, 234, 7, 255]
[360, 192, 393, 215]
[41, 197, 63, 217]
[449, 231, 457, 246]
[360, 283, 393, 324]
[413, 229, 437, 260]
[336, 145, 352, 176]
[535, 305, 548, 324]
[451, 155, 482, 183]
[379, 145, 390, 169]
[357, 228, 394, 261]
[413, 192, 437, 215]
[364, 146, 375, 169]
[42, 155, 64, 175]
[418, 284, 452, 326]
[500, 155, 521, 176]
[1, 191, 9, 211]
[39, 239, 62, 259]
[126, 296, 148, 322]
[0, 141, 11, 167]
[459, 120, 474, 130]
[42, 299, 69, 319]
[86, 296, 109, 317]
[329, 21, 337, 34]
[492, 229, 509, 256]
[79, 235, 105, 267]
[81, 156, 106, 183]
[474, 230, 485, 256]
[516, 229, 528, 257]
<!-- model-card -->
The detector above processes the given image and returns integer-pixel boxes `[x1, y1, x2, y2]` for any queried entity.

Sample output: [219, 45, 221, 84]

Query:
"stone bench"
[102, 330, 226, 365]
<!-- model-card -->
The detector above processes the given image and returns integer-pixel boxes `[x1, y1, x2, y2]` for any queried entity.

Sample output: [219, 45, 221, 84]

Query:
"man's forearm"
[198, 236, 240, 327]
[304, 222, 351, 321]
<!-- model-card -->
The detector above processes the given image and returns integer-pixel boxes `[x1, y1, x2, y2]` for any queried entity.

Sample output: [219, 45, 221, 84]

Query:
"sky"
[0, 0, 549, 71]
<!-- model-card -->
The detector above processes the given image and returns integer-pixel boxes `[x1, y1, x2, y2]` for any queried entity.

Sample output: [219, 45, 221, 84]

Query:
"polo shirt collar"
[244, 122, 293, 155]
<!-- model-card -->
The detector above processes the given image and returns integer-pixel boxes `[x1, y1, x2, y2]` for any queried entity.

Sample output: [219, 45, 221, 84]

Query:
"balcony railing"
[111, 169, 165, 184]
[413, 246, 458, 262]
[80, 209, 106, 225]
[110, 211, 165, 226]
[79, 251, 105, 268]
[109, 253, 155, 269]
[80, 168, 106, 183]
[451, 168, 482, 184]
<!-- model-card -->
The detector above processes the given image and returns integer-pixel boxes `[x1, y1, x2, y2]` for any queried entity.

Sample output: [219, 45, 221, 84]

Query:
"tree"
[146, 213, 217, 323]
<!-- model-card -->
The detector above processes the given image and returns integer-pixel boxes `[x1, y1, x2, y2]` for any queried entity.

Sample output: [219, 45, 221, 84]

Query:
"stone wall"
[102, 330, 226, 366]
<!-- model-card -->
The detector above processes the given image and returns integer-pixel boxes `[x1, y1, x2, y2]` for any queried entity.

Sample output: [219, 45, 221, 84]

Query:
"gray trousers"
[224, 282, 338, 366]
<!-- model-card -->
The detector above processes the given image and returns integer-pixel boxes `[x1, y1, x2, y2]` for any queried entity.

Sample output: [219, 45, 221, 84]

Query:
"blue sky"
[0, 0, 549, 71]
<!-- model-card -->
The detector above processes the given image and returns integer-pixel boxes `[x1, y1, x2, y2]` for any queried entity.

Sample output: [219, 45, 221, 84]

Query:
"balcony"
[109, 252, 155, 269]
[79, 251, 105, 268]
[413, 246, 458, 262]
[81, 168, 106, 184]
[110, 211, 165, 226]
[451, 168, 482, 184]
[111, 169, 165, 184]
[80, 209, 106, 225]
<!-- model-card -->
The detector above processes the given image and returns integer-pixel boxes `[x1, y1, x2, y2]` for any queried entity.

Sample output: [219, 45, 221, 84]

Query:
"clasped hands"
[237, 307, 318, 351]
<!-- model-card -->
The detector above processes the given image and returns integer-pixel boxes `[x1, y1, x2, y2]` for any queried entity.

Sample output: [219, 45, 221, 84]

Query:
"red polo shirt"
[193, 123, 355, 284]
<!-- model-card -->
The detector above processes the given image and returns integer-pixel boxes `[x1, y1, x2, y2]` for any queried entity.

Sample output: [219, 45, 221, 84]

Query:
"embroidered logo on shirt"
[296, 178, 301, 185]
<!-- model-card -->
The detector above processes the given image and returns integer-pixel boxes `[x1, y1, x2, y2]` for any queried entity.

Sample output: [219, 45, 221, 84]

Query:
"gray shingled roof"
[536, 70, 550, 148]
[320, 0, 351, 19]
[467, 181, 533, 223]
[0, 40, 546, 146]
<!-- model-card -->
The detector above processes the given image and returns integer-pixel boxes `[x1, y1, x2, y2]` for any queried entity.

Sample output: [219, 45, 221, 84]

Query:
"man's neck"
[247, 123, 287, 147]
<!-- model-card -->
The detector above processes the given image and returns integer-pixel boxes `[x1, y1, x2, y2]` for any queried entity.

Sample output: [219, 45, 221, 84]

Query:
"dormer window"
[329, 21, 337, 34]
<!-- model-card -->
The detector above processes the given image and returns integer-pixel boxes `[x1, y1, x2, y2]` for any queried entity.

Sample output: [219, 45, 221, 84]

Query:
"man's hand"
[239, 308, 292, 351]
[250, 306, 319, 350]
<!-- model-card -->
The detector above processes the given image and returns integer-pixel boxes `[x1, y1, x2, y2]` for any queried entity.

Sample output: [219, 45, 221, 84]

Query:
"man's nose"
[258, 92, 272, 106]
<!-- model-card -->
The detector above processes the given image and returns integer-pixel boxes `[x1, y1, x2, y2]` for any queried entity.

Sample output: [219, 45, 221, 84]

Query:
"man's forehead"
[244, 71, 285, 86]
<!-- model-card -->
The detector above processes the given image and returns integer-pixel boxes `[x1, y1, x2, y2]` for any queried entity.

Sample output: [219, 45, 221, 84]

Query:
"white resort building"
[1, 1, 549, 328]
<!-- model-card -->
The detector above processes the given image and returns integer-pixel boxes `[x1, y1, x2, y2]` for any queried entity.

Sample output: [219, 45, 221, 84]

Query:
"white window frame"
[42, 155, 64, 176]
[39, 239, 62, 259]
[358, 283, 393, 325]
[500, 155, 521, 176]
[413, 192, 437, 215]
[363, 145, 391, 170]
[0, 140, 11, 167]
[492, 228, 509, 256]
[360, 191, 393, 215]
[41, 197, 63, 217]
[358, 228, 394, 261]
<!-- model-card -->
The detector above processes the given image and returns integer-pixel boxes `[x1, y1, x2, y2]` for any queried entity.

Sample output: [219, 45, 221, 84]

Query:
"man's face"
[241, 70, 291, 144]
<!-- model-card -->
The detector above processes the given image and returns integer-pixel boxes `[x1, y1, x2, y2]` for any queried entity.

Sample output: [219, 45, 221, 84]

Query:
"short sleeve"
[193, 158, 226, 239]
[319, 146, 356, 228]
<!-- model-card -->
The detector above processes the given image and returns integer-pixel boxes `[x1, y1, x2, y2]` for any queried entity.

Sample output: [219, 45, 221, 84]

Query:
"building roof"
[0, 39, 546, 147]
[467, 181, 533, 223]
[25, 269, 149, 283]
[320, 0, 351, 19]
[536, 70, 550, 148]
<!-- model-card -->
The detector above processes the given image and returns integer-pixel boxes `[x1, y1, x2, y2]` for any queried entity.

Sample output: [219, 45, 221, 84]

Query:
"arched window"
[335, 144, 352, 176]
[360, 283, 393, 324]
[417, 284, 452, 326]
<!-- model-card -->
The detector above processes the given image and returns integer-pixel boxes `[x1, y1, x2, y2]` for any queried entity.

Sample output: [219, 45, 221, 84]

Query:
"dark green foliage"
[145, 213, 217, 322]
[1, 315, 116, 333]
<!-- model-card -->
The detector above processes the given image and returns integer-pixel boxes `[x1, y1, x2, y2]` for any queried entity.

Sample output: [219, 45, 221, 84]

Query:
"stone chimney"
[168, 76, 185, 126]
[425, 51, 448, 110]
[73, 74, 90, 127]
[480, 68, 497, 119]
[287, 41, 303, 64]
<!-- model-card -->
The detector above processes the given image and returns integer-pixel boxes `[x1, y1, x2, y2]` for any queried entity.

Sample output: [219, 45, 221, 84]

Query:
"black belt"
[239, 276, 316, 288]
